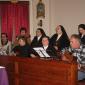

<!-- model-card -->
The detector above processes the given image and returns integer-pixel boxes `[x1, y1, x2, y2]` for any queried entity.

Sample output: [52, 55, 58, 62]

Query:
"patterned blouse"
[62, 44, 85, 64]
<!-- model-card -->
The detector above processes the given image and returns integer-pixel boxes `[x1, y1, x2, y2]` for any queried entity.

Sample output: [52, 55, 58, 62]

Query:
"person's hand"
[30, 54, 37, 58]
[10, 52, 16, 56]
[61, 54, 69, 61]
[54, 46, 58, 50]
[78, 64, 81, 70]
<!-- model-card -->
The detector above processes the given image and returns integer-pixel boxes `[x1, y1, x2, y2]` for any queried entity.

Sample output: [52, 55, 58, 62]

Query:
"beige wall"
[49, 0, 85, 37]
[0, 0, 85, 39]
[30, 0, 51, 39]
[30, 0, 85, 39]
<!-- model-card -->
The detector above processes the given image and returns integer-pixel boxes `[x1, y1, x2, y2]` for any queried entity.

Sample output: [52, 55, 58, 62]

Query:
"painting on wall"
[37, 0, 45, 18]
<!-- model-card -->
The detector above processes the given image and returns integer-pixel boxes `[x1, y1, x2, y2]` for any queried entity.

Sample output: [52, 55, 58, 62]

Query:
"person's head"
[70, 34, 81, 49]
[20, 27, 27, 36]
[36, 28, 46, 37]
[56, 25, 67, 36]
[78, 24, 85, 35]
[42, 36, 49, 46]
[1, 33, 8, 44]
[18, 36, 27, 46]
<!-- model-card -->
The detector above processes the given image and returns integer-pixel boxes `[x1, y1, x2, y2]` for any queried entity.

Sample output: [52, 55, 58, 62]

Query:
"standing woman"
[31, 28, 46, 47]
[50, 25, 70, 51]
[78, 24, 85, 45]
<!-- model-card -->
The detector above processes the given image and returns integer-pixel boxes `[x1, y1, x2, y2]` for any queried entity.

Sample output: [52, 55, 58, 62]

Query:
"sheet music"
[33, 47, 50, 58]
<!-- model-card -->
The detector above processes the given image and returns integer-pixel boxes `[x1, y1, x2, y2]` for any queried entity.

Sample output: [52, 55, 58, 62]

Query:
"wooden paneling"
[0, 56, 78, 85]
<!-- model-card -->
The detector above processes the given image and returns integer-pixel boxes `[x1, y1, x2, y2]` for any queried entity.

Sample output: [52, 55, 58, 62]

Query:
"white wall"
[0, 0, 85, 39]
[30, 0, 50, 39]
[31, 0, 85, 38]
[49, 0, 85, 37]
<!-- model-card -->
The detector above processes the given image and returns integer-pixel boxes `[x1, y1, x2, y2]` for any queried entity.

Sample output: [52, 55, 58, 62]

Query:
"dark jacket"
[12, 44, 32, 57]
[31, 36, 44, 47]
[80, 35, 85, 45]
[50, 34, 70, 50]
[43, 45, 58, 59]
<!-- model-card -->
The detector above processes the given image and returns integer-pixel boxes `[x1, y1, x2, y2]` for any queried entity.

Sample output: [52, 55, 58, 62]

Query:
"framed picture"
[37, 0, 45, 18]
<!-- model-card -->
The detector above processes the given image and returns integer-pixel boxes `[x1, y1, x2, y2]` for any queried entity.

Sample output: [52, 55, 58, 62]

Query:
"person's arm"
[8, 41, 12, 55]
[50, 34, 56, 46]
[10, 46, 19, 56]
[29, 46, 39, 58]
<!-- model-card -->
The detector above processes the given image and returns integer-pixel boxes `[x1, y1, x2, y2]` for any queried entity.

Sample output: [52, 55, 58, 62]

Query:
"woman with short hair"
[12, 36, 32, 57]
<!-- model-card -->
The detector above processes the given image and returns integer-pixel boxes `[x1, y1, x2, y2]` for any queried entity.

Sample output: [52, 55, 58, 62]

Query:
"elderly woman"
[50, 25, 70, 51]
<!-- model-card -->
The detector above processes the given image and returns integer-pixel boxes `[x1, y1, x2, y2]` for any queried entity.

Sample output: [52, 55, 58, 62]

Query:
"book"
[33, 47, 50, 58]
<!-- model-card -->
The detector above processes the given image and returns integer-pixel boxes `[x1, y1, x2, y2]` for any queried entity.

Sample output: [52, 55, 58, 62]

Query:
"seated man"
[62, 34, 85, 80]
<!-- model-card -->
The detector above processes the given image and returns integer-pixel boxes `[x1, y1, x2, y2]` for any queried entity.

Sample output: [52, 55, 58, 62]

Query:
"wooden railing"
[0, 56, 78, 85]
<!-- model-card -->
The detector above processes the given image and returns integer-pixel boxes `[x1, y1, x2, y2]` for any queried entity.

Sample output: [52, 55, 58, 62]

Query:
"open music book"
[33, 47, 50, 58]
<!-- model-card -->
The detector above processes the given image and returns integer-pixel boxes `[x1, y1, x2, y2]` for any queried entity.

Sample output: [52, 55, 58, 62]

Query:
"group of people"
[0, 24, 85, 80]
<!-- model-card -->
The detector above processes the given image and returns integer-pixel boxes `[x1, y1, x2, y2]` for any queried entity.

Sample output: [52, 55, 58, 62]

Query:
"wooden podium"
[0, 56, 78, 85]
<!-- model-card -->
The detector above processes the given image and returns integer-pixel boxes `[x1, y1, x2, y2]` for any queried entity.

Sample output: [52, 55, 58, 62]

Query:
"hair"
[37, 28, 46, 36]
[78, 24, 85, 36]
[42, 36, 50, 46]
[1, 33, 8, 38]
[18, 36, 27, 44]
[1, 33, 8, 45]
[20, 27, 27, 33]
[71, 34, 81, 43]
[59, 25, 69, 38]
[78, 24, 85, 30]
[42, 36, 50, 41]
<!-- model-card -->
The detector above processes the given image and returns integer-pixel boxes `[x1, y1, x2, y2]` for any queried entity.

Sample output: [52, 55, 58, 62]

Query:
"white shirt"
[43, 45, 48, 50]
[81, 34, 84, 38]
[56, 34, 62, 41]
[37, 36, 42, 41]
